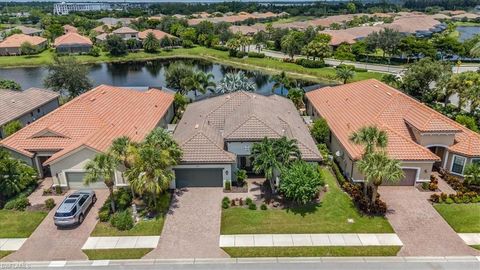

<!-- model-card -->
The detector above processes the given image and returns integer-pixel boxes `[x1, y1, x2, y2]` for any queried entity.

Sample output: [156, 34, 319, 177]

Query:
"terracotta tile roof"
[138, 29, 174, 40]
[188, 12, 278, 25]
[1, 85, 174, 164]
[93, 25, 108, 33]
[229, 24, 265, 35]
[63, 24, 78, 33]
[54, 32, 92, 47]
[0, 88, 59, 126]
[385, 15, 441, 33]
[0, 34, 46, 48]
[112, 26, 138, 34]
[174, 92, 321, 164]
[306, 79, 480, 160]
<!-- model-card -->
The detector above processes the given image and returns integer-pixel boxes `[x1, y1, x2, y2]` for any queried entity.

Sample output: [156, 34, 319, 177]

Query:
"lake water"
[0, 58, 321, 98]
[457, 26, 480, 41]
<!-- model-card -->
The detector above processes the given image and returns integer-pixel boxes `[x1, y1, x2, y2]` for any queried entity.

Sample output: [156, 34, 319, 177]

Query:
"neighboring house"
[92, 25, 109, 34]
[0, 88, 59, 139]
[95, 33, 108, 42]
[63, 24, 78, 34]
[138, 29, 174, 40]
[0, 34, 47, 55]
[305, 79, 480, 186]
[172, 91, 322, 188]
[112, 26, 139, 40]
[98, 17, 132, 27]
[0, 85, 174, 188]
[13, 25, 42, 36]
[54, 32, 93, 54]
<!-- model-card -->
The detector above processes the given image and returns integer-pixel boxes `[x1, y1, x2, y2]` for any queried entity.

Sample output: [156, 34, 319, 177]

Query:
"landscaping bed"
[221, 168, 393, 234]
[434, 203, 480, 233]
[83, 248, 153, 260]
[0, 210, 48, 238]
[222, 246, 401, 257]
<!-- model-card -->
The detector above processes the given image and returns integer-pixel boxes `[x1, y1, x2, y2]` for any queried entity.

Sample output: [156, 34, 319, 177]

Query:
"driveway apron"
[379, 186, 479, 256]
[144, 188, 228, 259]
[2, 190, 108, 261]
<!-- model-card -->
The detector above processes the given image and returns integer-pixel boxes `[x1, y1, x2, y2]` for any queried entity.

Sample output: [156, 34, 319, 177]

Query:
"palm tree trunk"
[109, 186, 116, 212]
[363, 182, 368, 201]
[371, 185, 378, 204]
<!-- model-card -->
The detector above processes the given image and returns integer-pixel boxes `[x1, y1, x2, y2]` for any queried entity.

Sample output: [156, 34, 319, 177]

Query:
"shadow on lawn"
[284, 202, 320, 217]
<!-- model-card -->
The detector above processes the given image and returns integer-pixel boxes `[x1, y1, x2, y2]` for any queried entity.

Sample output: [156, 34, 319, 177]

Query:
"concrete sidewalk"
[459, 234, 480, 245]
[0, 238, 27, 251]
[82, 236, 160, 250]
[219, 234, 403, 247]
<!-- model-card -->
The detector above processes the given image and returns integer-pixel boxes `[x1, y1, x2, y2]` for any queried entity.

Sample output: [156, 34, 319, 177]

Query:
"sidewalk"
[459, 234, 480, 245]
[219, 234, 403, 247]
[82, 236, 160, 250]
[0, 238, 27, 251]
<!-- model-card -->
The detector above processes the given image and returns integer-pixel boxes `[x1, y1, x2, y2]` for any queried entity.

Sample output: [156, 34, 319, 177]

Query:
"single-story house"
[92, 25, 109, 34]
[138, 29, 174, 41]
[0, 88, 59, 139]
[13, 25, 43, 36]
[0, 85, 175, 188]
[0, 34, 47, 55]
[54, 32, 93, 54]
[172, 91, 322, 188]
[112, 26, 138, 40]
[63, 24, 78, 34]
[305, 79, 480, 186]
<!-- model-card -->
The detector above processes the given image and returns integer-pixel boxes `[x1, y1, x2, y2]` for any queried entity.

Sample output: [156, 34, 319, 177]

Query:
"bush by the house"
[310, 118, 330, 144]
[222, 196, 230, 209]
[88, 46, 101, 57]
[224, 180, 231, 190]
[342, 182, 387, 215]
[4, 196, 30, 211]
[430, 191, 480, 204]
[247, 52, 265, 58]
[235, 169, 247, 187]
[235, 51, 247, 58]
[295, 58, 326, 68]
[260, 204, 267, 210]
[110, 210, 134, 231]
[282, 58, 295, 63]
[245, 197, 253, 205]
[99, 209, 110, 222]
[213, 45, 228, 51]
[331, 161, 346, 185]
[44, 198, 56, 210]
[279, 161, 324, 204]
[248, 203, 257, 210]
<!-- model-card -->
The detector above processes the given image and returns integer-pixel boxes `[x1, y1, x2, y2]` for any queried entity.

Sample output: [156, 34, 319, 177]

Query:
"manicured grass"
[222, 246, 401, 257]
[83, 248, 153, 260]
[0, 46, 383, 84]
[471, 245, 480, 250]
[453, 21, 480, 27]
[0, 210, 48, 238]
[434, 203, 480, 233]
[91, 193, 171, 237]
[221, 167, 393, 234]
[0, 251, 13, 259]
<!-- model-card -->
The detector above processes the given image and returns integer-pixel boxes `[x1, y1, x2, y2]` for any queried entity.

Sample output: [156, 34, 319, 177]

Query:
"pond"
[457, 26, 480, 42]
[0, 58, 322, 98]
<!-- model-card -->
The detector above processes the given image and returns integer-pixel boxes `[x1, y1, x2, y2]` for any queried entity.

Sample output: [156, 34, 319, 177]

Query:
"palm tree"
[286, 88, 304, 109]
[349, 125, 388, 156]
[216, 71, 256, 93]
[109, 136, 136, 170]
[250, 137, 279, 181]
[181, 71, 216, 96]
[464, 163, 480, 187]
[274, 137, 301, 164]
[357, 151, 404, 203]
[84, 153, 118, 212]
[271, 71, 294, 95]
[142, 32, 160, 53]
[335, 65, 355, 84]
[0, 155, 37, 202]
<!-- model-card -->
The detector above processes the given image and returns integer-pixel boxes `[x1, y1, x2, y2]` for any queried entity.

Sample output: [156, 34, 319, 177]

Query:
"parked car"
[54, 190, 97, 227]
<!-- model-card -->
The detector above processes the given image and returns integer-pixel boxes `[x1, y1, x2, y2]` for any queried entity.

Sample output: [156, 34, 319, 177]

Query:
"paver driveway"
[3, 190, 108, 262]
[144, 188, 228, 259]
[379, 186, 479, 256]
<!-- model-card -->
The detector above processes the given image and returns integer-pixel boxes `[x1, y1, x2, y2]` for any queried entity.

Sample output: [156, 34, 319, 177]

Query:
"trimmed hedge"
[247, 52, 265, 58]
[295, 58, 326, 68]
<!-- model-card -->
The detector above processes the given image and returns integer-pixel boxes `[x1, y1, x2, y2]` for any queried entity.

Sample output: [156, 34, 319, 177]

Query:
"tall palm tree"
[250, 137, 279, 181]
[335, 65, 355, 84]
[181, 71, 216, 96]
[286, 88, 304, 109]
[349, 125, 388, 156]
[109, 136, 136, 170]
[271, 71, 294, 95]
[274, 137, 302, 164]
[84, 153, 118, 212]
[357, 151, 404, 203]
[216, 71, 256, 93]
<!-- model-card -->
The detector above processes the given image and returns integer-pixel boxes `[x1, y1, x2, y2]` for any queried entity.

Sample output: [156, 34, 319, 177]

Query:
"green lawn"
[221, 168, 393, 234]
[0, 46, 383, 84]
[83, 248, 153, 260]
[0, 210, 48, 238]
[0, 251, 13, 259]
[472, 245, 480, 250]
[91, 193, 171, 237]
[434, 203, 480, 233]
[223, 246, 401, 257]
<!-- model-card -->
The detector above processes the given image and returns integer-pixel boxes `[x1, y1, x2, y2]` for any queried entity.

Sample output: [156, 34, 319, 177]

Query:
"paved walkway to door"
[144, 188, 228, 259]
[379, 186, 479, 256]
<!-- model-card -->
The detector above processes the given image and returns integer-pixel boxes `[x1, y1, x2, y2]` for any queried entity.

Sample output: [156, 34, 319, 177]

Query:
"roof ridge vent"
[373, 84, 379, 88]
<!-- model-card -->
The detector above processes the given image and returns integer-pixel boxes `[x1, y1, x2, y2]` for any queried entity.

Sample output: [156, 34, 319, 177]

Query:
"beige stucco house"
[306, 79, 480, 185]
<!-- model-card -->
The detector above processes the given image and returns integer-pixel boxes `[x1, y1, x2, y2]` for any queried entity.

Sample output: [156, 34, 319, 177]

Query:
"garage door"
[175, 168, 223, 188]
[65, 172, 107, 189]
[383, 168, 417, 186]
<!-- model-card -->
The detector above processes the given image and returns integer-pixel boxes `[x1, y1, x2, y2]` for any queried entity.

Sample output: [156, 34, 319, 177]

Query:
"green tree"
[334, 43, 356, 62]
[433, 34, 465, 59]
[44, 56, 92, 98]
[252, 31, 268, 52]
[281, 31, 305, 59]
[271, 71, 294, 95]
[279, 161, 324, 204]
[381, 74, 401, 88]
[464, 163, 480, 186]
[311, 118, 330, 144]
[0, 79, 21, 90]
[0, 152, 37, 204]
[106, 34, 128, 56]
[346, 2, 356, 13]
[357, 151, 404, 203]
[335, 65, 355, 84]
[181, 71, 216, 96]
[286, 88, 304, 109]
[470, 41, 480, 57]
[455, 115, 479, 133]
[84, 153, 118, 212]
[142, 32, 160, 53]
[365, 28, 402, 59]
[165, 62, 194, 92]
[441, 72, 480, 112]
[349, 125, 388, 156]
[302, 35, 332, 60]
[20, 42, 36, 55]
[3, 120, 22, 137]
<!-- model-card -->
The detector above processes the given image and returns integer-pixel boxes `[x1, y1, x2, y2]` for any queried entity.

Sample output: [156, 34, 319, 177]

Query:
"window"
[473, 159, 480, 165]
[78, 195, 87, 206]
[451, 155, 466, 175]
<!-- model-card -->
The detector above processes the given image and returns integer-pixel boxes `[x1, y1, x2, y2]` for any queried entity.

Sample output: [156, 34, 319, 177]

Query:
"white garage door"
[66, 172, 107, 189]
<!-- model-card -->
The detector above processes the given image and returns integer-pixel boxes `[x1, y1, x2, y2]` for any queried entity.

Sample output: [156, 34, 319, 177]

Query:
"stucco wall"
[444, 151, 480, 176]
[157, 104, 174, 127]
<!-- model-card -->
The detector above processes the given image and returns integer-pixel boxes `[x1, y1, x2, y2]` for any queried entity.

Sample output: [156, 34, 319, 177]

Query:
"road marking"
[48, 261, 66, 267]
[91, 260, 110, 266]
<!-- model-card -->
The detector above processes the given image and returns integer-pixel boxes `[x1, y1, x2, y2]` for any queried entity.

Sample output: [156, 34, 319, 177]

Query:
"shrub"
[235, 170, 247, 187]
[422, 182, 429, 190]
[213, 45, 228, 51]
[89, 46, 101, 57]
[4, 196, 30, 211]
[99, 209, 110, 222]
[311, 118, 330, 144]
[110, 211, 134, 231]
[55, 185, 62, 195]
[282, 58, 295, 63]
[222, 200, 229, 209]
[342, 182, 386, 215]
[248, 203, 257, 210]
[332, 161, 346, 185]
[245, 197, 253, 205]
[430, 193, 440, 203]
[279, 161, 324, 204]
[235, 51, 247, 58]
[224, 181, 231, 190]
[295, 58, 326, 68]
[445, 197, 454, 204]
[222, 196, 230, 204]
[248, 52, 265, 58]
[43, 188, 52, 195]
[260, 204, 267, 210]
[44, 198, 56, 210]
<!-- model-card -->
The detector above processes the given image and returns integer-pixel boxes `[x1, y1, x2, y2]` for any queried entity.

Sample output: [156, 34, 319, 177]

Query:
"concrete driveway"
[144, 188, 228, 259]
[379, 186, 479, 256]
[3, 190, 108, 261]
